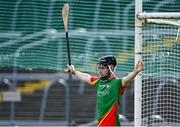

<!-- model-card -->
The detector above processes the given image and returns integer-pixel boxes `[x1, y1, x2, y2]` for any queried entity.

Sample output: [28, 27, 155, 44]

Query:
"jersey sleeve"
[90, 76, 99, 87]
[117, 78, 126, 95]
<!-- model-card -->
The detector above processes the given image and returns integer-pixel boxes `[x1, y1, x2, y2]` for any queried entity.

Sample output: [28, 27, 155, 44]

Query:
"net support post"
[135, 0, 142, 126]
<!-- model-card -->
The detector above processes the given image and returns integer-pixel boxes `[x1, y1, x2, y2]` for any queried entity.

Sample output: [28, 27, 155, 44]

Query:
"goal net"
[0, 0, 135, 74]
[142, 19, 180, 126]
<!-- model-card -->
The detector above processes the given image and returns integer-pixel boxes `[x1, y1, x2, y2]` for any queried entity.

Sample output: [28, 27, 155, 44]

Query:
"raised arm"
[122, 60, 144, 87]
[67, 65, 92, 85]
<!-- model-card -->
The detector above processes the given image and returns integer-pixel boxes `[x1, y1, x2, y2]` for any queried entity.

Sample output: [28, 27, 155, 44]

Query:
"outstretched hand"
[135, 60, 144, 73]
[66, 64, 76, 74]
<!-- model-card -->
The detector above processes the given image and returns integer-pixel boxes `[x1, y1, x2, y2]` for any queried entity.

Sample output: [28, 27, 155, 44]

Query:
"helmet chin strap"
[108, 65, 116, 77]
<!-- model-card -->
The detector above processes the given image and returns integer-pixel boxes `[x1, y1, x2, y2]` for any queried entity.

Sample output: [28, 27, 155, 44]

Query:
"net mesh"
[141, 0, 180, 126]
[0, 0, 136, 74]
[142, 18, 180, 126]
[0, 0, 180, 124]
[1, 0, 178, 74]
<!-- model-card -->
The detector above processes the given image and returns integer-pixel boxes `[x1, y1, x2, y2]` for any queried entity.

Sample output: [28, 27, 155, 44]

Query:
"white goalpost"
[135, 0, 180, 126]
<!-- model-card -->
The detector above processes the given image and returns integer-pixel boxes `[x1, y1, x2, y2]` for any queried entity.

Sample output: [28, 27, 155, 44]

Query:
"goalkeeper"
[67, 55, 144, 126]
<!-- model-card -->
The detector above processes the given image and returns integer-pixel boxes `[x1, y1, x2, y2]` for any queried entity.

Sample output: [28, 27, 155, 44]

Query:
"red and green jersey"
[91, 76, 126, 126]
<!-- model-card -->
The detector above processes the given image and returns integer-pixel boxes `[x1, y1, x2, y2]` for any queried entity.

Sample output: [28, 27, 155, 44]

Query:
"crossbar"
[137, 12, 180, 19]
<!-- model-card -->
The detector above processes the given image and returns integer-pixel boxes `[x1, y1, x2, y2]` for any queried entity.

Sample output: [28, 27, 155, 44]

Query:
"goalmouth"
[135, 0, 180, 126]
